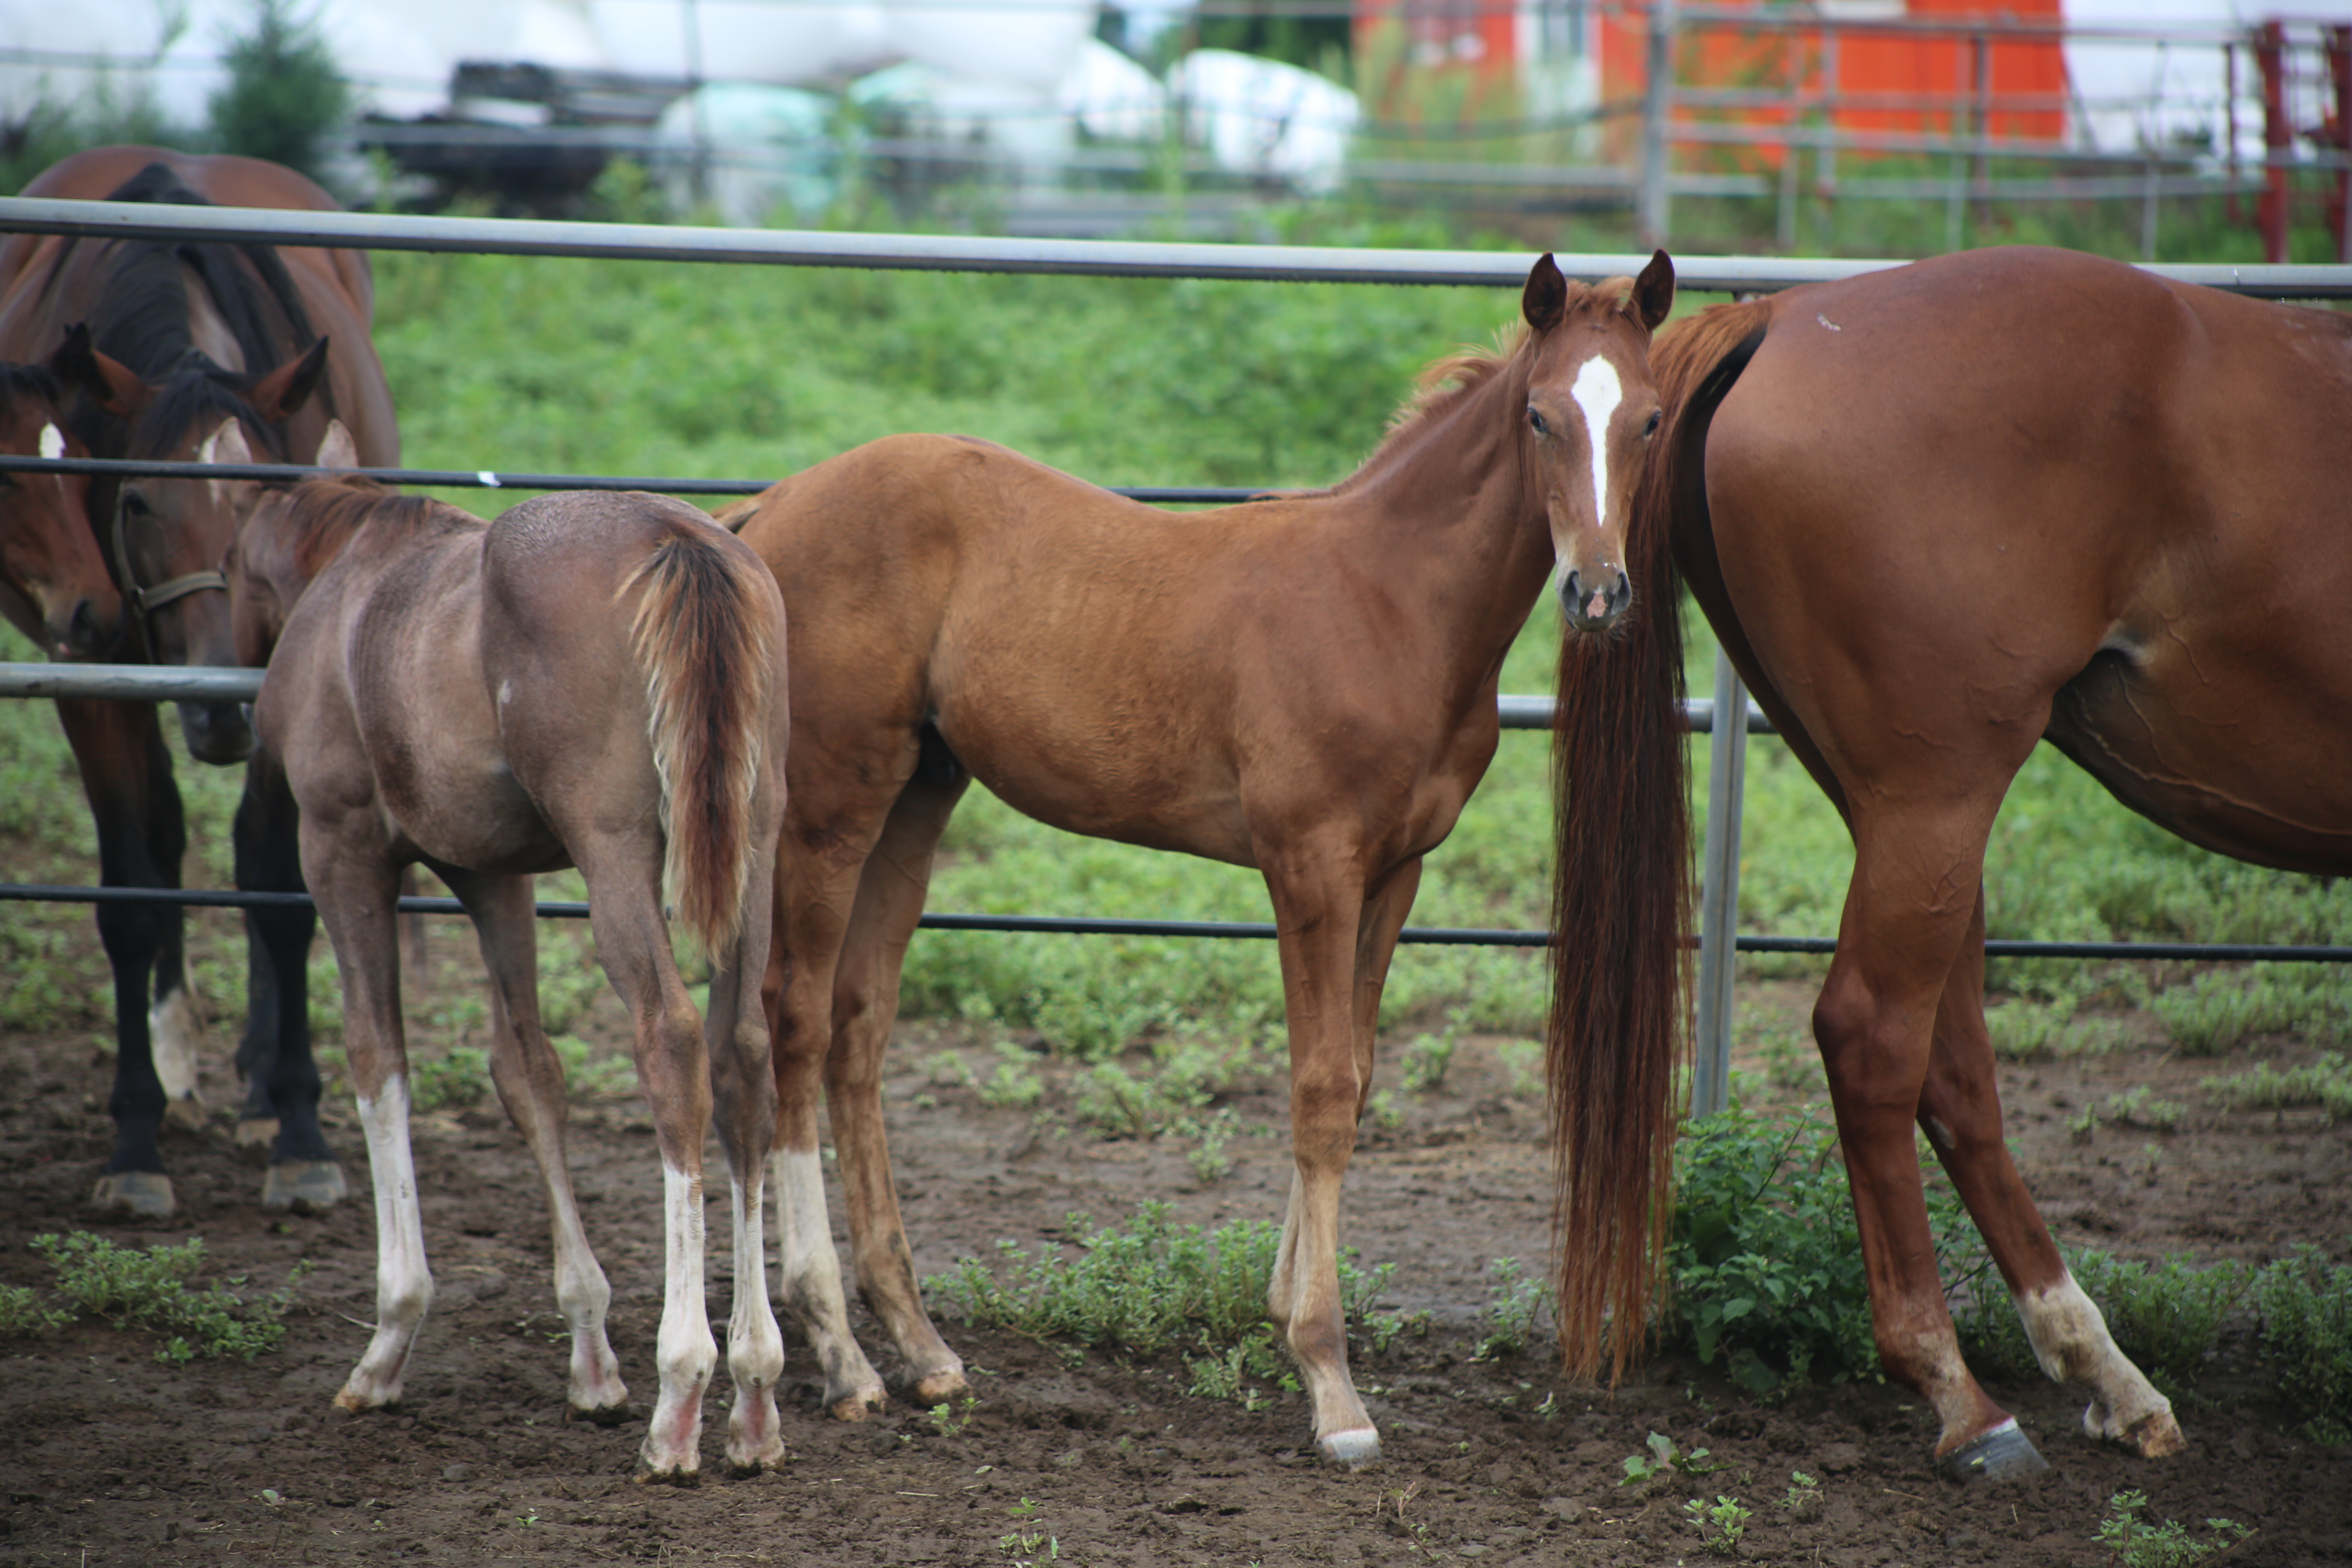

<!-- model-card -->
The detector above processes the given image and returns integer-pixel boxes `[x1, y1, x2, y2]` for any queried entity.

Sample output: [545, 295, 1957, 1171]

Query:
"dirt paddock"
[2, 965, 2349, 1566]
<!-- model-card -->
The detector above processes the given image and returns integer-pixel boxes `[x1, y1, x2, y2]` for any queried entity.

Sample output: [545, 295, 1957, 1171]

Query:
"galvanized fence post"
[1692, 645, 1748, 1119]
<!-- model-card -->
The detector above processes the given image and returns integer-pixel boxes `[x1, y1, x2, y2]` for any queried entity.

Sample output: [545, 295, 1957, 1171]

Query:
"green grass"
[11, 1233, 309, 1364]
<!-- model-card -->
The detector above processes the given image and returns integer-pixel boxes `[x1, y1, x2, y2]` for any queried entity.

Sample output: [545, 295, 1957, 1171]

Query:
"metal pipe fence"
[2, 204, 2348, 1109]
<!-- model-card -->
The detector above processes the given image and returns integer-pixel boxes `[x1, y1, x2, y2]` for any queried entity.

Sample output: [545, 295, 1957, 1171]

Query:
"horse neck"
[1329, 356, 1551, 686]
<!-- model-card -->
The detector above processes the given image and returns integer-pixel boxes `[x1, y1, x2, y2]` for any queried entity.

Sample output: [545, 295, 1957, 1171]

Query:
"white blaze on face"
[1570, 356, 1624, 532]
[38, 422, 63, 460]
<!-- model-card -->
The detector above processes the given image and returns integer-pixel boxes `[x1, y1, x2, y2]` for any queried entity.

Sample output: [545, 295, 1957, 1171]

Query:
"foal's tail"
[1547, 295, 1771, 1385]
[620, 517, 784, 955]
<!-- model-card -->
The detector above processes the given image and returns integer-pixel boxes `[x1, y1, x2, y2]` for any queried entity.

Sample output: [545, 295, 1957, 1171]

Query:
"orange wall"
[1598, 0, 2069, 166]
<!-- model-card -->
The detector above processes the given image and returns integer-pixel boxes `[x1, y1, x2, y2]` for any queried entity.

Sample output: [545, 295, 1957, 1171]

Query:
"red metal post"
[2256, 20, 2290, 263]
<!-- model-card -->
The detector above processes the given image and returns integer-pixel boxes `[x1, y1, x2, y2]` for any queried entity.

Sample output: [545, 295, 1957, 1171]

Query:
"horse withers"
[227, 461, 791, 1480]
[1555, 244, 2352, 1481]
[723, 252, 1675, 1466]
[0, 145, 401, 1218]
[0, 327, 119, 658]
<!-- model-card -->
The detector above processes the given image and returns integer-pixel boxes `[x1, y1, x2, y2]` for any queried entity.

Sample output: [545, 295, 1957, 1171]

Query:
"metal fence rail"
[5, 198, 2352, 297]
[4, 205, 2348, 1111]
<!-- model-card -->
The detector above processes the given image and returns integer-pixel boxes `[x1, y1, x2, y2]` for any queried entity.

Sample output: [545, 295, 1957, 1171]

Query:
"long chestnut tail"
[1547, 296, 1772, 1383]
[621, 520, 782, 955]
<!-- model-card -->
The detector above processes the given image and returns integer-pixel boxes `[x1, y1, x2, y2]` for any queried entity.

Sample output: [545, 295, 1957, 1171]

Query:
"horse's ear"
[247, 335, 332, 421]
[313, 418, 359, 472]
[1523, 253, 1568, 334]
[49, 322, 150, 416]
[1632, 250, 1675, 332]
[202, 418, 255, 469]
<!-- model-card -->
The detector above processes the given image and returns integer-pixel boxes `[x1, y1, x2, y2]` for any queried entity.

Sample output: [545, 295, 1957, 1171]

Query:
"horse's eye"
[1644, 410, 1662, 437]
[120, 488, 151, 517]
[1527, 408, 1550, 436]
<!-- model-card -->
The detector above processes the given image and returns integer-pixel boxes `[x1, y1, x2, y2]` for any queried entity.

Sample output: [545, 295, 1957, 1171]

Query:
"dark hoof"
[568, 1399, 635, 1428]
[1937, 1419, 2048, 1484]
[263, 1160, 348, 1211]
[91, 1170, 176, 1218]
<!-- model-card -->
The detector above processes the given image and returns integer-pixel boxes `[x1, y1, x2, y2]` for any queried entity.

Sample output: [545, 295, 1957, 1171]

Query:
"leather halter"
[110, 486, 229, 628]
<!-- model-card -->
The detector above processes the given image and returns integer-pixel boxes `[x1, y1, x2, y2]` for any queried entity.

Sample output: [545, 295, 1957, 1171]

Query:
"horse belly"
[2045, 647, 2352, 875]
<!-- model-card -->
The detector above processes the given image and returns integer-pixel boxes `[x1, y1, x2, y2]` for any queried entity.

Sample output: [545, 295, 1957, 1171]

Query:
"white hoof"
[1317, 1426, 1383, 1469]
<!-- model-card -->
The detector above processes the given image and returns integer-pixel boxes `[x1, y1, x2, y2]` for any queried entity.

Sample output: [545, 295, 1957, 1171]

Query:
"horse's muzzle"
[179, 700, 256, 765]
[1560, 567, 1632, 633]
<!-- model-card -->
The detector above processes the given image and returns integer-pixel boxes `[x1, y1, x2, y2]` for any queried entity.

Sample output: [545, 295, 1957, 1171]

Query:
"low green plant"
[1399, 1016, 1462, 1094]
[409, 1042, 492, 1111]
[1470, 1256, 1548, 1361]
[2254, 1245, 2352, 1438]
[0, 1282, 73, 1338]
[1683, 1494, 1751, 1556]
[1778, 1470, 1821, 1514]
[1187, 1108, 1237, 1183]
[1072, 1060, 1207, 1137]
[1619, 1430, 1714, 1486]
[1666, 1106, 1983, 1394]
[2153, 968, 2348, 1056]
[27, 1233, 308, 1362]
[2093, 1489, 2250, 1566]
[2201, 1053, 2352, 1121]
[975, 1043, 1047, 1110]
[2103, 1085, 2187, 1132]
[927, 1396, 981, 1436]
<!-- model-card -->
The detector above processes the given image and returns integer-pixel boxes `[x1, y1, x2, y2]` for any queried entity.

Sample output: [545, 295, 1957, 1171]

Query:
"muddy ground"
[2, 953, 2349, 1566]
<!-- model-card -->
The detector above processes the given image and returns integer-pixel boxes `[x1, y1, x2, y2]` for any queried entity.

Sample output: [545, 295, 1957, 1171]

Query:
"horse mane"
[87, 163, 325, 437]
[1323, 275, 1645, 500]
[1541, 286, 1768, 1388]
[275, 475, 472, 582]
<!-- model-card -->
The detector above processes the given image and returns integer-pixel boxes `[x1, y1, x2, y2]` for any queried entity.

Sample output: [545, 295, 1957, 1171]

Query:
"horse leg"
[303, 831, 433, 1411]
[440, 866, 631, 1425]
[232, 748, 345, 1210]
[1918, 893, 2183, 1460]
[767, 843, 891, 1420]
[705, 900, 786, 1475]
[60, 697, 188, 1217]
[1815, 810, 2040, 1481]
[1262, 841, 1382, 1468]
[822, 774, 971, 1407]
[579, 860, 718, 1483]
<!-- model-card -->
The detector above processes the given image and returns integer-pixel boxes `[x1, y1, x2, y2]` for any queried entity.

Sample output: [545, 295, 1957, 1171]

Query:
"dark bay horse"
[0, 330, 118, 657]
[228, 467, 791, 1481]
[724, 252, 1675, 1466]
[0, 146, 399, 1217]
[1555, 244, 2352, 1481]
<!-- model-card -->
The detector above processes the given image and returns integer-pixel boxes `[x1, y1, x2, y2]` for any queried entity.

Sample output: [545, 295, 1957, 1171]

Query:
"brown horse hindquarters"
[1658, 247, 2352, 1479]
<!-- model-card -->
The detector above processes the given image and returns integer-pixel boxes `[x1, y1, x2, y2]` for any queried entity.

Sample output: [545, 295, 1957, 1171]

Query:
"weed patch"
[20, 1233, 309, 1363]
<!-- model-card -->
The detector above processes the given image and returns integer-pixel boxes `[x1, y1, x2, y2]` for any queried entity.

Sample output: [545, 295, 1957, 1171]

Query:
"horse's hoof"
[726, 1437, 787, 1478]
[2114, 1406, 2187, 1460]
[1936, 1419, 2048, 1484]
[826, 1386, 886, 1423]
[263, 1160, 347, 1211]
[1317, 1427, 1383, 1470]
[163, 1096, 208, 1132]
[909, 1364, 969, 1406]
[635, 1458, 702, 1488]
[568, 1397, 635, 1428]
[334, 1381, 400, 1414]
[234, 1117, 281, 1158]
[91, 1170, 175, 1219]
